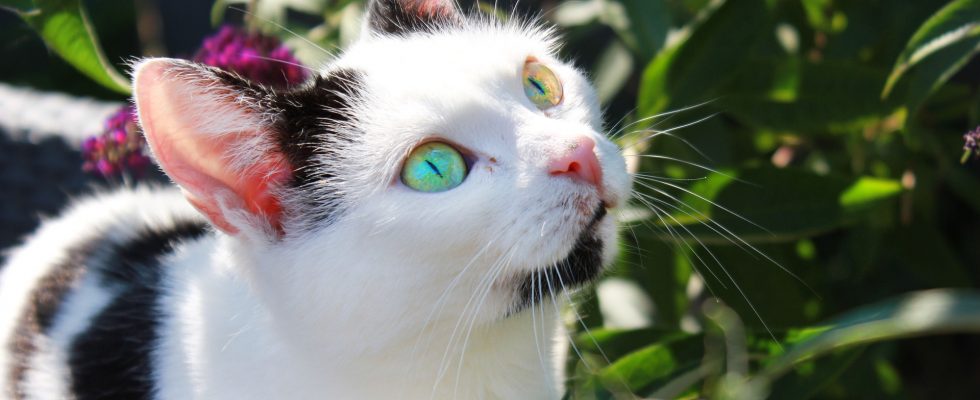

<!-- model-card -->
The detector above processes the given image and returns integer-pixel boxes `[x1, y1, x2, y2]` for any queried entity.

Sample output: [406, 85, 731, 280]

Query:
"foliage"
[1, 0, 131, 93]
[4, 0, 980, 398]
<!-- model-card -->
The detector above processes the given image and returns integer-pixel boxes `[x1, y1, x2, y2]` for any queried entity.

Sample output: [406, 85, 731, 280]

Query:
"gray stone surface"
[0, 84, 167, 262]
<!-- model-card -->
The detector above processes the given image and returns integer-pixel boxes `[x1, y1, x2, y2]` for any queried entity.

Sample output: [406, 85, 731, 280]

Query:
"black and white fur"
[0, 0, 631, 398]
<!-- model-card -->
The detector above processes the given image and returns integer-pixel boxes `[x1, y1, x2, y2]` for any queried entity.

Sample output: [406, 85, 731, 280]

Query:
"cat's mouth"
[507, 204, 607, 315]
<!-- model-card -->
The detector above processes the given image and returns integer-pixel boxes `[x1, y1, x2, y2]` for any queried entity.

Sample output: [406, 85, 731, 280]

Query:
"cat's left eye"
[401, 142, 468, 193]
[523, 58, 563, 110]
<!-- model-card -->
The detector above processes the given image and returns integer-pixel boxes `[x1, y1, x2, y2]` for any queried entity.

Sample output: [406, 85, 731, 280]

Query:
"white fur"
[1, 8, 632, 400]
[0, 188, 203, 397]
[23, 275, 116, 399]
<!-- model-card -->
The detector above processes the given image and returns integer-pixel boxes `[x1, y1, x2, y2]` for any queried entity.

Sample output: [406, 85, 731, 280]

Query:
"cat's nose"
[549, 136, 603, 189]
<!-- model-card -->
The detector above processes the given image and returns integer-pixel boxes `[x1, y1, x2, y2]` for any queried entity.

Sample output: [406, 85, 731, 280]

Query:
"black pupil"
[529, 78, 546, 95]
[425, 160, 444, 178]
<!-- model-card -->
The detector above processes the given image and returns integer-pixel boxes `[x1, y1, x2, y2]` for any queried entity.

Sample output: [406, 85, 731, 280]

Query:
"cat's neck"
[156, 234, 564, 399]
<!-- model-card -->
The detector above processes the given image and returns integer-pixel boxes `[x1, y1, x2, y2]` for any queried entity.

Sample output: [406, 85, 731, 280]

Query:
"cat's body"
[0, 0, 630, 398]
[0, 188, 562, 399]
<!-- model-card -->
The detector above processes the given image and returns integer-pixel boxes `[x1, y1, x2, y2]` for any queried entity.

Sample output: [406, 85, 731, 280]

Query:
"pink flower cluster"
[194, 25, 309, 88]
[965, 126, 980, 161]
[82, 106, 152, 177]
[83, 25, 309, 178]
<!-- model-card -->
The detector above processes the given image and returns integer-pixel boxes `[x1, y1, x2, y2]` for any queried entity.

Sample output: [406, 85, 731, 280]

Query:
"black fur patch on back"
[66, 220, 206, 400]
[368, 0, 463, 35]
[511, 206, 607, 315]
[6, 219, 206, 399]
[7, 241, 96, 399]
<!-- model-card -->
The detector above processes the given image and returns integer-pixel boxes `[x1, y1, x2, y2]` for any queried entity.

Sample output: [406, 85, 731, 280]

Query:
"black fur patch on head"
[368, 0, 463, 35]
[205, 64, 365, 227]
[272, 69, 365, 226]
[511, 206, 608, 314]
[67, 220, 207, 400]
[273, 69, 363, 190]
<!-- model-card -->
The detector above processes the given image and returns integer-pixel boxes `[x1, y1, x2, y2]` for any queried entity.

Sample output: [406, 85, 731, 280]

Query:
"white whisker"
[622, 113, 719, 151]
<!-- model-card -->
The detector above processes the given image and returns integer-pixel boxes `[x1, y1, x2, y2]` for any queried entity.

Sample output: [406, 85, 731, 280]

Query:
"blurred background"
[2, 0, 980, 398]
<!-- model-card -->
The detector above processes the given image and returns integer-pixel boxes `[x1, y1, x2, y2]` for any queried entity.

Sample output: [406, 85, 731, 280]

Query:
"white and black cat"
[0, 0, 631, 398]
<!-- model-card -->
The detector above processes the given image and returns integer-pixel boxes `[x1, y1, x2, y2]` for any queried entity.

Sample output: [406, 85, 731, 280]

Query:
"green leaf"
[838, 177, 904, 208]
[211, 0, 231, 27]
[8, 0, 130, 94]
[720, 60, 904, 133]
[575, 328, 696, 363]
[638, 167, 905, 243]
[890, 224, 972, 288]
[946, 166, 980, 214]
[598, 334, 706, 395]
[604, 0, 670, 61]
[753, 289, 980, 390]
[637, 0, 769, 117]
[766, 348, 865, 400]
[882, 0, 980, 105]
[592, 40, 634, 104]
[616, 236, 691, 328]
[0, 0, 34, 12]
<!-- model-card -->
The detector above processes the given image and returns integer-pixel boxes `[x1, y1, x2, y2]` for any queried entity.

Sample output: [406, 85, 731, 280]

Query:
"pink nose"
[549, 136, 602, 188]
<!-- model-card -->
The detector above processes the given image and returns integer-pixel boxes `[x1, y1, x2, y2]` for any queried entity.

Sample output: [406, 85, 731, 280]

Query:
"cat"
[0, 0, 631, 398]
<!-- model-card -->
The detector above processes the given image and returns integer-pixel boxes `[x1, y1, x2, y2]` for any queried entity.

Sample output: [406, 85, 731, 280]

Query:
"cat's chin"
[505, 204, 608, 316]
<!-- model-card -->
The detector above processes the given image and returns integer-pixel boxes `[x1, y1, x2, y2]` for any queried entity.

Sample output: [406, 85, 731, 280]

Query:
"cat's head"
[133, 0, 630, 340]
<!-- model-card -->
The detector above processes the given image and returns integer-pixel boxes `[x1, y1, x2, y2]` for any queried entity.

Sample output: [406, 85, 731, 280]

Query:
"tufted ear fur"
[366, 0, 463, 35]
[133, 58, 291, 236]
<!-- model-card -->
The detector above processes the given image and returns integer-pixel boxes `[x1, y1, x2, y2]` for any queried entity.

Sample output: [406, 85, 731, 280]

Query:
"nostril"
[564, 162, 581, 175]
[548, 136, 603, 188]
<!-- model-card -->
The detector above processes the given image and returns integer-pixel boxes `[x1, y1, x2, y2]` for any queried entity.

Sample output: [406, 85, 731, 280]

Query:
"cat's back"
[0, 187, 208, 399]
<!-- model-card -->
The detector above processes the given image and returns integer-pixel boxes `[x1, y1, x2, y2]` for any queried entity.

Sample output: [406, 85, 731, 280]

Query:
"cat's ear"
[133, 58, 291, 236]
[365, 0, 462, 35]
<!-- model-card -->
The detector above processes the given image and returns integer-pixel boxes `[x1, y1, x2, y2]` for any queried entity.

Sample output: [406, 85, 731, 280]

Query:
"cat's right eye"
[401, 142, 468, 192]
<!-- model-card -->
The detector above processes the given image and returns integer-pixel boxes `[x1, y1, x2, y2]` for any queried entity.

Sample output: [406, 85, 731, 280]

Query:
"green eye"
[523, 58, 563, 110]
[401, 142, 468, 192]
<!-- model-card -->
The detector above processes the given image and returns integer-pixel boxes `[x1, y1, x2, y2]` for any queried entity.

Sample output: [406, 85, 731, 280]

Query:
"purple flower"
[82, 105, 152, 178]
[964, 126, 980, 164]
[194, 25, 309, 88]
[82, 25, 309, 179]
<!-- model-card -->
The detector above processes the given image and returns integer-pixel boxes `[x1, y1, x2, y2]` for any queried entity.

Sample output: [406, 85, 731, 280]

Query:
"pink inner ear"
[135, 59, 292, 235]
[419, 0, 452, 13]
[407, 0, 456, 17]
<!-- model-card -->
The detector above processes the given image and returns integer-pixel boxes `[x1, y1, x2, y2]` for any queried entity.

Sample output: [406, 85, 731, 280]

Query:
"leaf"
[617, 236, 691, 328]
[765, 347, 864, 400]
[0, 0, 34, 12]
[691, 244, 820, 330]
[604, 0, 670, 61]
[575, 328, 696, 363]
[720, 60, 904, 133]
[637, 0, 769, 117]
[639, 166, 904, 243]
[551, 0, 603, 27]
[7, 0, 130, 94]
[882, 0, 980, 105]
[592, 40, 633, 104]
[753, 289, 980, 391]
[946, 166, 980, 214]
[211, 0, 231, 27]
[598, 334, 706, 395]
[889, 224, 972, 289]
